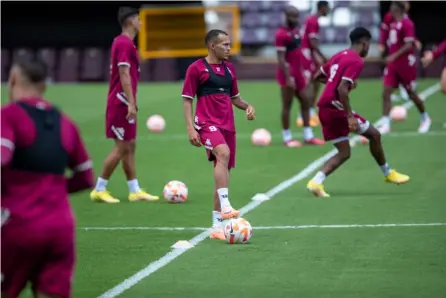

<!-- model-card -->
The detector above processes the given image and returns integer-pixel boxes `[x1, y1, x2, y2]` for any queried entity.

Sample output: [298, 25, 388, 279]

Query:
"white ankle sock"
[312, 171, 326, 184]
[127, 179, 141, 193]
[303, 127, 314, 141]
[382, 116, 391, 127]
[212, 211, 223, 228]
[217, 188, 230, 209]
[282, 129, 292, 142]
[380, 163, 391, 176]
[421, 112, 429, 121]
[310, 108, 316, 116]
[95, 177, 108, 192]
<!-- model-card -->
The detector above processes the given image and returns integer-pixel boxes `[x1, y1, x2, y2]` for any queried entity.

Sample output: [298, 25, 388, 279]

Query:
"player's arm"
[378, 23, 389, 55]
[66, 123, 94, 194]
[229, 66, 255, 119]
[1, 107, 15, 167]
[313, 65, 328, 84]
[338, 61, 363, 117]
[117, 43, 136, 107]
[337, 80, 353, 116]
[308, 22, 326, 62]
[181, 65, 201, 147]
[422, 39, 446, 67]
[275, 33, 292, 85]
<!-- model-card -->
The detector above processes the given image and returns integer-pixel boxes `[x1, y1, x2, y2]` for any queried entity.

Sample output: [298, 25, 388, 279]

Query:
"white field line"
[82, 223, 446, 231]
[97, 83, 441, 298]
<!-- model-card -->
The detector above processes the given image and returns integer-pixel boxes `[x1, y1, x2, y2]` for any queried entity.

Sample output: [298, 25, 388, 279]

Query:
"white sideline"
[82, 223, 446, 231]
[97, 83, 441, 298]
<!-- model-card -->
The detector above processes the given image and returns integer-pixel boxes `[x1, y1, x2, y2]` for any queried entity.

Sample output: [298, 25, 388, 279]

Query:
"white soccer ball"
[251, 128, 272, 146]
[163, 180, 188, 203]
[146, 115, 166, 132]
[390, 106, 407, 121]
[224, 217, 253, 244]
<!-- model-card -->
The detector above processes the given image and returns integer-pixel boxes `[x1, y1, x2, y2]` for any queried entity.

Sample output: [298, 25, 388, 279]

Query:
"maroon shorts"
[197, 125, 236, 169]
[105, 104, 137, 141]
[319, 107, 370, 143]
[383, 58, 417, 90]
[276, 67, 307, 92]
[1, 223, 75, 298]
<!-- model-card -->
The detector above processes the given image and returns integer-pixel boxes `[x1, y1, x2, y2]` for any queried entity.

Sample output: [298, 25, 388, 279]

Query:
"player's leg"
[361, 124, 410, 184]
[280, 86, 302, 147]
[381, 67, 398, 134]
[441, 67, 446, 94]
[123, 140, 159, 202]
[295, 82, 324, 145]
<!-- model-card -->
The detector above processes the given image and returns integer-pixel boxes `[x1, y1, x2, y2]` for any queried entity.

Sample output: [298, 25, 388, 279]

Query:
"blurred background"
[1, 0, 445, 83]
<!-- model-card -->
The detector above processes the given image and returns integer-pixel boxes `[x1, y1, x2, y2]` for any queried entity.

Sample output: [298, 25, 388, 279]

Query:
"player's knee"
[213, 145, 230, 165]
[115, 142, 132, 157]
[339, 150, 351, 162]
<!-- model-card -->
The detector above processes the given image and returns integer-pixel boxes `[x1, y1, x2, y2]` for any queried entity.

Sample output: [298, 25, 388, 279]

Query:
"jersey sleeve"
[402, 20, 416, 43]
[1, 105, 16, 167]
[307, 18, 319, 39]
[433, 40, 446, 59]
[275, 30, 287, 51]
[67, 123, 92, 173]
[228, 64, 240, 98]
[379, 13, 392, 46]
[181, 63, 199, 100]
[116, 41, 133, 68]
[341, 60, 364, 85]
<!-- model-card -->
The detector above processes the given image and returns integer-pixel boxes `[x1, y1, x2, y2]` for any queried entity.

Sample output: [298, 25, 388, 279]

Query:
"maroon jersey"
[181, 59, 240, 132]
[275, 26, 302, 70]
[1, 98, 94, 228]
[432, 39, 446, 59]
[387, 18, 416, 69]
[107, 34, 140, 106]
[300, 14, 319, 59]
[317, 49, 364, 112]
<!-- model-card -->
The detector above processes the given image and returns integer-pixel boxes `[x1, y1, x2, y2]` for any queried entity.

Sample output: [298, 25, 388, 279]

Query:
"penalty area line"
[96, 83, 440, 298]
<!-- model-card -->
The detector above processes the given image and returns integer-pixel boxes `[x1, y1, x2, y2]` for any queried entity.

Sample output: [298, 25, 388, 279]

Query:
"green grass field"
[2, 79, 446, 298]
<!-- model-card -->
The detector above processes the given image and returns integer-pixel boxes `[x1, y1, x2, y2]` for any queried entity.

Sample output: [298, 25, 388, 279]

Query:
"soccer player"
[306, 27, 409, 197]
[275, 5, 324, 147]
[296, 0, 330, 128]
[90, 7, 159, 203]
[380, 1, 431, 134]
[181, 29, 256, 240]
[1, 58, 94, 298]
[421, 39, 446, 94]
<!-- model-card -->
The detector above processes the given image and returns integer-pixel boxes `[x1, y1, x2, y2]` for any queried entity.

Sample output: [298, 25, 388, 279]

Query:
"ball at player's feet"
[251, 128, 271, 146]
[224, 218, 253, 244]
[146, 115, 166, 132]
[390, 106, 407, 121]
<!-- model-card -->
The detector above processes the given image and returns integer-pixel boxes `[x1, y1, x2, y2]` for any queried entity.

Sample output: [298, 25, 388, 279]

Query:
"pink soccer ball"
[390, 106, 407, 121]
[146, 115, 166, 132]
[251, 128, 272, 146]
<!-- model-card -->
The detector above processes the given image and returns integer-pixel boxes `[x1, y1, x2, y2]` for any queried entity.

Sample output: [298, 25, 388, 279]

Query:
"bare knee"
[115, 141, 132, 158]
[213, 145, 230, 165]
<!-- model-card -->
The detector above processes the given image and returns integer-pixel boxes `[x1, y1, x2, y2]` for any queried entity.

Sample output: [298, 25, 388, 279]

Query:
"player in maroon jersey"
[275, 5, 325, 147]
[182, 29, 256, 240]
[90, 7, 159, 203]
[306, 27, 409, 197]
[1, 58, 94, 298]
[296, 0, 330, 128]
[422, 39, 446, 94]
[380, 1, 431, 135]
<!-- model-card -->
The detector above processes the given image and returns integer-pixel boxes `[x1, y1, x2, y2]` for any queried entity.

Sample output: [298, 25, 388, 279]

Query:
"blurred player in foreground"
[275, 5, 324, 147]
[306, 27, 409, 198]
[378, 1, 421, 102]
[90, 7, 159, 203]
[182, 29, 256, 240]
[296, 0, 330, 127]
[380, 1, 430, 135]
[1, 58, 94, 298]
[421, 39, 446, 94]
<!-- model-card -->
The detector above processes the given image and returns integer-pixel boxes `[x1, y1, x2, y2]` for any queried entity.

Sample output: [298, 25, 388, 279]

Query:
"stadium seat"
[80, 48, 105, 81]
[13, 48, 34, 62]
[37, 48, 57, 82]
[57, 48, 80, 82]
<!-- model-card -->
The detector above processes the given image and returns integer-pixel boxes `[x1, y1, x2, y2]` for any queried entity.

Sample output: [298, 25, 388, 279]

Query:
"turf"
[2, 79, 445, 298]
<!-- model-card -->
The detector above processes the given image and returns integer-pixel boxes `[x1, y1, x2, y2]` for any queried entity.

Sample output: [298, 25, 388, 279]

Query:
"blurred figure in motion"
[421, 39, 446, 94]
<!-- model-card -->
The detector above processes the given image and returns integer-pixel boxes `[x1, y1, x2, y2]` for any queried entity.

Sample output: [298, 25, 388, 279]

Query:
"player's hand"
[415, 40, 422, 51]
[246, 104, 255, 120]
[384, 55, 395, 65]
[347, 116, 359, 132]
[127, 104, 137, 121]
[286, 77, 295, 89]
[421, 51, 434, 68]
[377, 44, 386, 56]
[188, 129, 202, 147]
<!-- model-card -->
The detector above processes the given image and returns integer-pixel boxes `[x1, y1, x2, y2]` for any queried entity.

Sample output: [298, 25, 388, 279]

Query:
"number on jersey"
[328, 64, 339, 82]
[388, 29, 398, 45]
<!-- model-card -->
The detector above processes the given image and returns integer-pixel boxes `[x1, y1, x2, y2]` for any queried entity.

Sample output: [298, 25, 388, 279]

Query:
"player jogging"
[306, 27, 409, 198]
[1, 58, 94, 298]
[90, 7, 159, 203]
[275, 5, 324, 147]
[421, 39, 446, 94]
[182, 29, 256, 240]
[296, 0, 330, 128]
[380, 1, 431, 135]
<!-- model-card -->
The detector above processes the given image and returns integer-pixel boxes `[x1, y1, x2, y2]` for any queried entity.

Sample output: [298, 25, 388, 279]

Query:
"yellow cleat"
[385, 169, 410, 185]
[306, 180, 330, 198]
[296, 115, 320, 127]
[90, 190, 120, 203]
[128, 190, 159, 202]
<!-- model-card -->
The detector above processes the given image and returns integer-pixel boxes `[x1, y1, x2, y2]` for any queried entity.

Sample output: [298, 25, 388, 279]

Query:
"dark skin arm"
[310, 38, 326, 62]
[312, 68, 327, 84]
[277, 50, 294, 88]
[337, 80, 357, 132]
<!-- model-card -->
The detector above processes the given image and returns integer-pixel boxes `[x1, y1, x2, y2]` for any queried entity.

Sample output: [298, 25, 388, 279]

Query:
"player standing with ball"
[182, 29, 256, 241]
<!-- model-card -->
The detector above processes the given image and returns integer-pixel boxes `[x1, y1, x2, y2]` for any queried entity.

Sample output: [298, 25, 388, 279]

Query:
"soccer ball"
[224, 217, 253, 244]
[163, 180, 188, 203]
[390, 106, 407, 121]
[146, 115, 166, 132]
[251, 128, 272, 146]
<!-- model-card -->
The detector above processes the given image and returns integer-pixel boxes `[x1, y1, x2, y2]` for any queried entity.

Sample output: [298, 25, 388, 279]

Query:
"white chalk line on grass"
[82, 223, 446, 231]
[97, 83, 441, 298]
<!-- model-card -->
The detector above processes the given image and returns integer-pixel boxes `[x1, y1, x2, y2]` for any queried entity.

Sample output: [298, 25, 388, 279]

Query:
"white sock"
[127, 179, 141, 193]
[382, 116, 391, 127]
[380, 163, 391, 176]
[217, 188, 230, 209]
[212, 211, 223, 229]
[312, 171, 326, 184]
[95, 177, 108, 192]
[310, 108, 316, 116]
[303, 126, 314, 141]
[421, 112, 429, 121]
[282, 129, 292, 142]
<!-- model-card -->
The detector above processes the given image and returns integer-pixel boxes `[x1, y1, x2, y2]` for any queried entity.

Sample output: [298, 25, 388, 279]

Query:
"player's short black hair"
[317, 1, 329, 10]
[118, 7, 139, 26]
[392, 1, 405, 12]
[349, 27, 372, 44]
[15, 57, 48, 84]
[205, 29, 228, 45]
